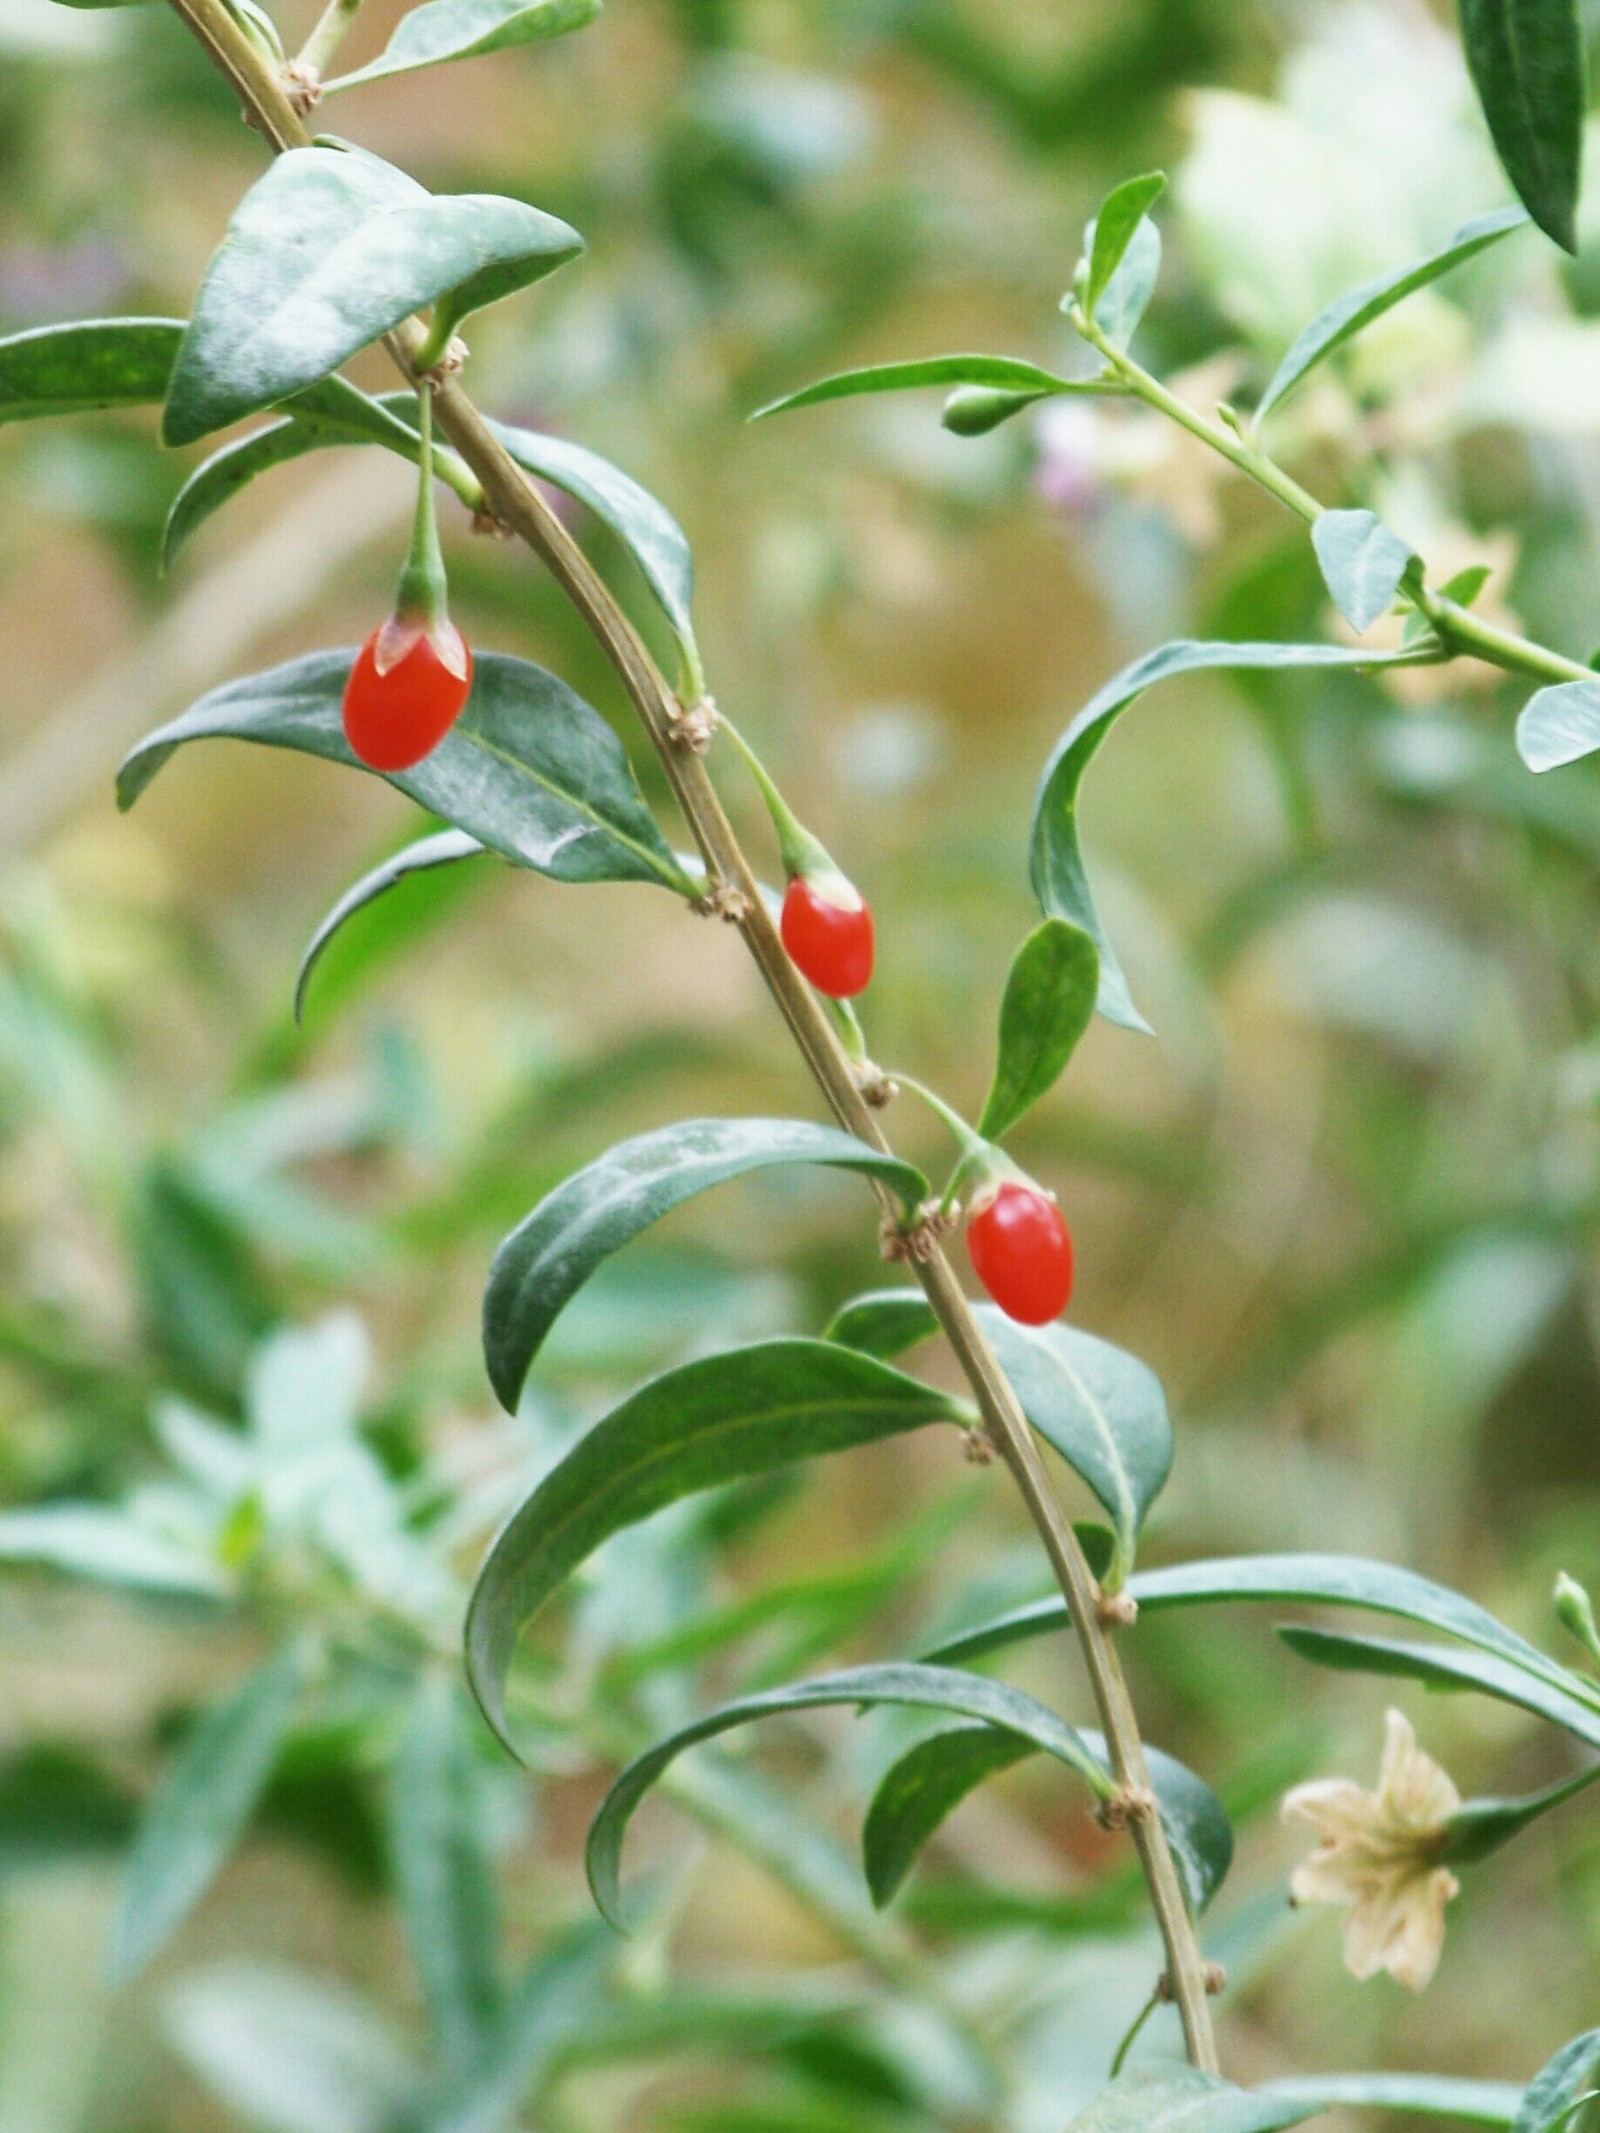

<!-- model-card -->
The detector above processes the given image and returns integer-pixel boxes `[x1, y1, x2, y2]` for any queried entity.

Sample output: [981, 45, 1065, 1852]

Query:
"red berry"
[342, 620, 473, 772]
[966, 1181, 1073, 1325]
[780, 875, 874, 997]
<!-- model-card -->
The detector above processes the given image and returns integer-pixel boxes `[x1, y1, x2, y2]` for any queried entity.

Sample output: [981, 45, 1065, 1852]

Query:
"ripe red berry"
[781, 874, 874, 997]
[342, 618, 473, 773]
[966, 1180, 1073, 1325]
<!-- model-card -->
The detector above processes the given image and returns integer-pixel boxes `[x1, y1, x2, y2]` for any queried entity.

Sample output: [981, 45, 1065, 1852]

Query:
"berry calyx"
[781, 872, 875, 998]
[966, 1178, 1073, 1325]
[342, 617, 473, 772]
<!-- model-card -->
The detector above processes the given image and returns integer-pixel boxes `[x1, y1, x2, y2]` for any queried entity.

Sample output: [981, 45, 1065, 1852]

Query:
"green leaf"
[118, 650, 692, 895]
[1093, 213, 1162, 350]
[0, 1506, 226, 1597]
[465, 1340, 964, 1749]
[296, 830, 489, 1023]
[585, 1661, 1110, 1929]
[110, 1641, 306, 1980]
[922, 1551, 1574, 1680]
[978, 918, 1099, 1140]
[162, 377, 425, 570]
[0, 317, 182, 422]
[1310, 510, 1416, 633]
[1439, 563, 1494, 608]
[1084, 172, 1166, 315]
[1063, 2069, 1317, 2132]
[1516, 678, 1600, 771]
[751, 355, 1090, 421]
[1254, 206, 1530, 423]
[388, 1675, 501, 2075]
[323, 0, 598, 91]
[1030, 639, 1432, 1031]
[1266, 2076, 1523, 2125]
[163, 147, 582, 445]
[941, 385, 1051, 436]
[862, 1723, 1230, 1915]
[822, 1288, 937, 1361]
[1514, 2036, 1600, 2133]
[481, 1121, 927, 1410]
[419, 1925, 614, 2133]
[1441, 1758, 1600, 1864]
[1459, 0, 1583, 250]
[1278, 1627, 1600, 1748]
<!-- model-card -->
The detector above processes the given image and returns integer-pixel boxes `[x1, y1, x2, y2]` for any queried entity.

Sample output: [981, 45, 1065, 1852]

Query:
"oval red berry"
[342, 626, 473, 772]
[780, 876, 874, 997]
[966, 1181, 1073, 1325]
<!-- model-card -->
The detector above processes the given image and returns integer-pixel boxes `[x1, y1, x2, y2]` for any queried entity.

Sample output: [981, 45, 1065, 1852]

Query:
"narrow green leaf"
[1278, 1627, 1600, 1748]
[1516, 678, 1600, 771]
[324, 0, 597, 90]
[1064, 2069, 1317, 2132]
[1442, 1758, 1600, 1864]
[1513, 2033, 1600, 2133]
[465, 1340, 963, 1750]
[863, 1723, 1230, 1915]
[0, 1506, 227, 1597]
[585, 1661, 1110, 1929]
[296, 830, 489, 1023]
[1310, 509, 1416, 633]
[751, 355, 1088, 421]
[421, 1925, 614, 2133]
[1085, 172, 1166, 315]
[1266, 2076, 1523, 2125]
[118, 650, 692, 895]
[978, 918, 1099, 1140]
[481, 1122, 927, 1410]
[0, 317, 181, 423]
[1092, 213, 1162, 350]
[1459, 0, 1583, 250]
[922, 1551, 1572, 1683]
[163, 147, 582, 445]
[822, 1288, 937, 1361]
[1255, 206, 1530, 423]
[1030, 639, 1432, 1031]
[1439, 563, 1494, 608]
[110, 1641, 306, 1979]
[388, 1675, 501, 2074]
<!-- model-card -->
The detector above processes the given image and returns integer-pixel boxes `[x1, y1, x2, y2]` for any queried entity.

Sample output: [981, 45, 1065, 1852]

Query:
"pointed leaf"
[1459, 0, 1583, 250]
[1266, 2075, 1522, 2125]
[585, 1661, 1110, 1928]
[163, 147, 582, 445]
[1030, 639, 1431, 1030]
[1084, 173, 1166, 315]
[1278, 1626, 1600, 1748]
[481, 1121, 927, 1410]
[1514, 2034, 1600, 2133]
[111, 1641, 306, 1979]
[388, 1674, 501, 2073]
[297, 830, 489, 1022]
[752, 355, 1091, 420]
[1255, 206, 1530, 423]
[0, 317, 182, 423]
[466, 1340, 963, 1748]
[1092, 213, 1162, 350]
[922, 1551, 1572, 1681]
[1064, 2069, 1316, 2132]
[324, 0, 597, 90]
[1517, 677, 1600, 770]
[0, 1506, 227, 1597]
[978, 918, 1098, 1140]
[118, 650, 691, 894]
[1311, 509, 1415, 632]
[863, 1723, 1230, 1914]
[822, 1288, 937, 1361]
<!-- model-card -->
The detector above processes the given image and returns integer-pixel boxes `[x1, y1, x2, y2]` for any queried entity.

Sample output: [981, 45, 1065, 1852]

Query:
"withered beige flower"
[1281, 1707, 1461, 1991]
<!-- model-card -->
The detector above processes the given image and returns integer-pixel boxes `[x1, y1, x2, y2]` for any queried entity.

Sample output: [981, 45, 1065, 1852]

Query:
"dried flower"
[1281, 1707, 1461, 1990]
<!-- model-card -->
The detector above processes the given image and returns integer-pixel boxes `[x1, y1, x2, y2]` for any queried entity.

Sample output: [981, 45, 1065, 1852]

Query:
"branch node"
[961, 1426, 997, 1466]
[1156, 1962, 1227, 2001]
[281, 60, 322, 113]
[423, 337, 469, 384]
[855, 1064, 898, 1109]
[471, 506, 515, 539]
[1097, 1785, 1157, 1831]
[1096, 1589, 1139, 1628]
[880, 1201, 957, 1265]
[669, 694, 719, 753]
[691, 878, 750, 924]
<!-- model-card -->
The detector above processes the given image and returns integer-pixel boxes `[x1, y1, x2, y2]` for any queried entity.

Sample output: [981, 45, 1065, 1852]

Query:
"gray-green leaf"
[1031, 639, 1431, 1031]
[823, 1287, 938, 1361]
[1266, 2076, 1523, 2126]
[1064, 2069, 1317, 2133]
[323, 0, 597, 91]
[1278, 1627, 1600, 1748]
[465, 1340, 965, 1750]
[0, 317, 181, 423]
[978, 918, 1098, 1140]
[1311, 509, 1415, 633]
[481, 1120, 927, 1410]
[118, 650, 691, 895]
[1255, 206, 1530, 424]
[1513, 2033, 1600, 2133]
[163, 147, 582, 445]
[1459, 0, 1583, 250]
[1517, 678, 1600, 771]
[0, 1505, 227, 1597]
[297, 829, 489, 1023]
[110, 1641, 306, 1979]
[586, 1661, 1109, 1928]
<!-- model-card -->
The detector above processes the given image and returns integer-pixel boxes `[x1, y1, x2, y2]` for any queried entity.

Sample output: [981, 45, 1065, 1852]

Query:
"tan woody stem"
[156, 0, 1222, 2066]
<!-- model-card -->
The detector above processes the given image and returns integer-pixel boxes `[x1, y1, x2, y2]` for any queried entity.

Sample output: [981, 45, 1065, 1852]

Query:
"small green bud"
[1554, 1571, 1600, 1664]
[941, 385, 1047, 437]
